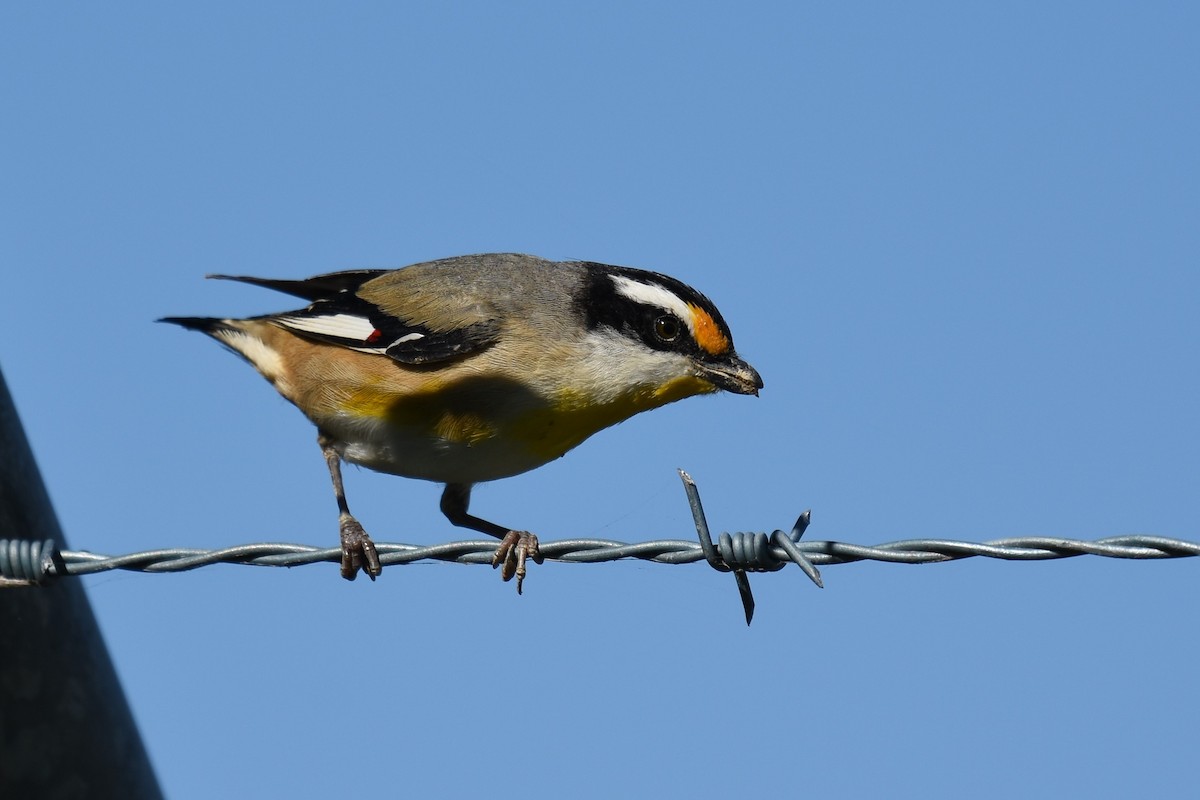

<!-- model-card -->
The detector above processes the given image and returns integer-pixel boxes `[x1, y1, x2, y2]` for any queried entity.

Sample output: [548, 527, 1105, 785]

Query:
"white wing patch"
[609, 274, 696, 334]
[391, 332, 425, 344]
[277, 313, 378, 341]
[275, 312, 426, 354]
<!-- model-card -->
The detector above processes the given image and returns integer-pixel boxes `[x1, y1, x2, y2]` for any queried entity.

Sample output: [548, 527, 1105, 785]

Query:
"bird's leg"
[319, 433, 382, 581]
[440, 483, 542, 594]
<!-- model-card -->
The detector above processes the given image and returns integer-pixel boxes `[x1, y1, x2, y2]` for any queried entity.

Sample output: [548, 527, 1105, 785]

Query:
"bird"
[161, 253, 762, 592]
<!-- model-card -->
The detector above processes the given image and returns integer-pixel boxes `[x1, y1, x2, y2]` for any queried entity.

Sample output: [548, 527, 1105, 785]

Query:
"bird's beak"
[702, 354, 764, 397]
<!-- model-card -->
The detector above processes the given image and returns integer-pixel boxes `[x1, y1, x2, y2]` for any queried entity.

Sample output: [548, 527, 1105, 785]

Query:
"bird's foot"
[492, 530, 543, 594]
[339, 513, 382, 581]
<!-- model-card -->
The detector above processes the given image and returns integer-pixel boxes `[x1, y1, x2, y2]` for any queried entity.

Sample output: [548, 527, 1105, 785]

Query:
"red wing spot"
[366, 329, 383, 344]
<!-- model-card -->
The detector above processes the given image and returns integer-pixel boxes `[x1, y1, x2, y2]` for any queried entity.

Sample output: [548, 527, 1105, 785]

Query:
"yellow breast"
[516, 374, 717, 460]
[337, 372, 715, 463]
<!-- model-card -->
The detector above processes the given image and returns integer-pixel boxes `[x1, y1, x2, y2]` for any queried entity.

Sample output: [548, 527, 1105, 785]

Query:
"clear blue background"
[3, 3, 1197, 797]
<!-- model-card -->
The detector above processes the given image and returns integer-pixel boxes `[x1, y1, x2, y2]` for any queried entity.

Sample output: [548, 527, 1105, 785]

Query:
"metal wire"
[3, 532, 1197, 576]
[2, 471, 1196, 621]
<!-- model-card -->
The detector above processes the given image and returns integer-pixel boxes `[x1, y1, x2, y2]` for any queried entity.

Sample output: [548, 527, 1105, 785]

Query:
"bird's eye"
[653, 315, 681, 342]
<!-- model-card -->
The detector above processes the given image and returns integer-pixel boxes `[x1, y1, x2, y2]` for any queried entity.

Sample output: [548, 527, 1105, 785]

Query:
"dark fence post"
[0, 367, 163, 798]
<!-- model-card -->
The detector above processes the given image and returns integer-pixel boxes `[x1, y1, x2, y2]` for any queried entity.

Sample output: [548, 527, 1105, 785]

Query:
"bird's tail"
[159, 316, 288, 388]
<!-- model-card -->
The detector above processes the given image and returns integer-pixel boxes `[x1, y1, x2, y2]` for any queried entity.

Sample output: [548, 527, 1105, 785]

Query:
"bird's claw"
[339, 513, 382, 581]
[492, 530, 543, 594]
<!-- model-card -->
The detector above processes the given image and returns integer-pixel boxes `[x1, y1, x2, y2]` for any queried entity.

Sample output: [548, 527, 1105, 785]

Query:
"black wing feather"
[383, 320, 500, 365]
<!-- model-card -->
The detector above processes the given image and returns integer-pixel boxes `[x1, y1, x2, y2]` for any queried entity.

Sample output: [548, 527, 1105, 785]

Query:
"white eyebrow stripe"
[277, 313, 377, 340]
[609, 275, 696, 332]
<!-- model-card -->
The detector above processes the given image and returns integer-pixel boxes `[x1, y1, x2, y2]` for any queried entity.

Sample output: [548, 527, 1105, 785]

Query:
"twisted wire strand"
[0, 534, 1194, 582]
[3, 470, 1195, 623]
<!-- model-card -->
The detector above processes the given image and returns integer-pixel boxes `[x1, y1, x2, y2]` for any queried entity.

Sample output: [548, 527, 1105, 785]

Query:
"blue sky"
[3, 3, 1198, 797]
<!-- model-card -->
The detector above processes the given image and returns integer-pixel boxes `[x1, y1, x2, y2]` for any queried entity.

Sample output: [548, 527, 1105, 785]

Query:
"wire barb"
[678, 469, 822, 624]
[1, 472, 1197, 622]
[0, 538, 59, 587]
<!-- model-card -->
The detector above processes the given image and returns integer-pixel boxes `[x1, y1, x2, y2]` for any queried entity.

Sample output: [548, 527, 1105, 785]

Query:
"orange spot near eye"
[688, 305, 730, 356]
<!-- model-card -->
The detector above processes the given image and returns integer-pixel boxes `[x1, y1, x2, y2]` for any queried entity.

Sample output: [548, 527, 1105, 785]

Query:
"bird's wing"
[216, 264, 502, 366]
[209, 270, 386, 301]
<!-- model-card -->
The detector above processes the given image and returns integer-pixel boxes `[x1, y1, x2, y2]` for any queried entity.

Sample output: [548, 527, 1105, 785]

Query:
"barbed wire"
[3, 471, 1197, 622]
